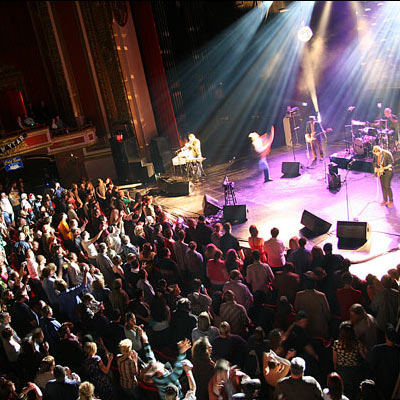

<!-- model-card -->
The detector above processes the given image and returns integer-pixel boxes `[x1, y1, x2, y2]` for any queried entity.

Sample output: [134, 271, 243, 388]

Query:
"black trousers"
[380, 170, 393, 202]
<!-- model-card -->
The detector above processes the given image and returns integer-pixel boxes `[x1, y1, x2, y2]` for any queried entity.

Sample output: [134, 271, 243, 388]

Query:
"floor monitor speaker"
[203, 195, 221, 216]
[158, 178, 193, 196]
[223, 205, 247, 225]
[300, 210, 332, 238]
[337, 221, 370, 249]
[282, 161, 302, 178]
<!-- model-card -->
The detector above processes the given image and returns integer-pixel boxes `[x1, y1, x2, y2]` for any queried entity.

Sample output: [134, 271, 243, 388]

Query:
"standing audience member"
[263, 227, 286, 269]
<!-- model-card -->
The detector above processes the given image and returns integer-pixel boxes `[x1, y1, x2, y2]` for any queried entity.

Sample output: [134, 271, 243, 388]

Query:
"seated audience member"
[23, 113, 36, 127]
[211, 321, 248, 368]
[263, 227, 286, 269]
[273, 357, 323, 400]
[246, 250, 274, 293]
[17, 115, 29, 130]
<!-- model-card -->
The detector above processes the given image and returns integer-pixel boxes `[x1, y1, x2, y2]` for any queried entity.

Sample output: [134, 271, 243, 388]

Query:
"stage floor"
[151, 142, 400, 280]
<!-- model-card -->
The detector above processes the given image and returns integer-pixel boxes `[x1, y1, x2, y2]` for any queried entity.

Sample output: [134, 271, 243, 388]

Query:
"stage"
[147, 142, 400, 281]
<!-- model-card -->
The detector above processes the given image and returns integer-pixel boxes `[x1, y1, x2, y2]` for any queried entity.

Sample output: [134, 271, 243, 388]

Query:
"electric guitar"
[375, 164, 392, 177]
[305, 128, 332, 144]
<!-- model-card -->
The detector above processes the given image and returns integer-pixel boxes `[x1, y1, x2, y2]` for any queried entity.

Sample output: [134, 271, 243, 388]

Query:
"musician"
[305, 116, 326, 166]
[373, 145, 394, 207]
[383, 107, 398, 129]
[188, 133, 205, 178]
[249, 126, 275, 183]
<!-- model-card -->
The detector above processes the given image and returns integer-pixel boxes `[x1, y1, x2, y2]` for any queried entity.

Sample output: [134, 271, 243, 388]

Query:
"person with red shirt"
[336, 272, 364, 321]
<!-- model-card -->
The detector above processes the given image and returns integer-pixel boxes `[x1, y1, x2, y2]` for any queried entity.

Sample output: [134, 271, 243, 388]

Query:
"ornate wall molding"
[27, 1, 75, 123]
[78, 2, 134, 136]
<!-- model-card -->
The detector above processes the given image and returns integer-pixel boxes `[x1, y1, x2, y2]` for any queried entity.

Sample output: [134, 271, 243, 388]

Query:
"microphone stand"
[344, 161, 355, 221]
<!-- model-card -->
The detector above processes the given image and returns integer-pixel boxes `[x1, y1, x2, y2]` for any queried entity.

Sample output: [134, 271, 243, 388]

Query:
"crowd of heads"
[0, 176, 398, 399]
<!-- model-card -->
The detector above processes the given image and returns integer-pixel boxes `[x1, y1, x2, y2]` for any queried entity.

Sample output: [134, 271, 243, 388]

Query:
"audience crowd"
[0, 176, 399, 400]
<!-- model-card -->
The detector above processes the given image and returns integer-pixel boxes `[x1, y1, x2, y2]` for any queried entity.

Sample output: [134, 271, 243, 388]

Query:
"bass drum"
[353, 137, 365, 155]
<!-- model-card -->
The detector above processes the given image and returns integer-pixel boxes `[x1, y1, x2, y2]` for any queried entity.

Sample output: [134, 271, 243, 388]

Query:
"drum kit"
[350, 119, 399, 157]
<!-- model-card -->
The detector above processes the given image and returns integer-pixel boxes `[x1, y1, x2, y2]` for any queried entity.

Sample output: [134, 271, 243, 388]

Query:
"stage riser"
[329, 152, 373, 173]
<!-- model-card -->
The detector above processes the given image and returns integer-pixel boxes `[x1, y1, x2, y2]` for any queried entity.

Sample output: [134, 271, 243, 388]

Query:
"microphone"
[347, 159, 356, 169]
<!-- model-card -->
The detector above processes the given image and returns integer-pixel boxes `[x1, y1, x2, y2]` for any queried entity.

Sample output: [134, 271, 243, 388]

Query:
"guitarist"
[305, 116, 327, 166]
[373, 145, 394, 207]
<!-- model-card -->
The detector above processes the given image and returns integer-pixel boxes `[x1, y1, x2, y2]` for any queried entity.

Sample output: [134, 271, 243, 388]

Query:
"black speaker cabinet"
[158, 178, 192, 196]
[203, 195, 221, 216]
[300, 210, 332, 238]
[223, 205, 247, 225]
[337, 221, 370, 249]
[282, 161, 302, 178]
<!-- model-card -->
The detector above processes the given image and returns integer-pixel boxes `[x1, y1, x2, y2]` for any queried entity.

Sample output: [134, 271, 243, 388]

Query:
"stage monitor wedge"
[223, 205, 247, 225]
[300, 210, 332, 238]
[203, 195, 221, 216]
[337, 221, 370, 249]
[282, 161, 303, 178]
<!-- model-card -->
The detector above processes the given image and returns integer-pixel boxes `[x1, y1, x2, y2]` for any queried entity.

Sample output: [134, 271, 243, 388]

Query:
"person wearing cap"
[370, 323, 400, 400]
[274, 357, 322, 400]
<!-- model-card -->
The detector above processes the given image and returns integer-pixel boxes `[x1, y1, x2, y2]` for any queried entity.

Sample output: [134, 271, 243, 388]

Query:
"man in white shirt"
[246, 250, 274, 293]
[263, 227, 286, 269]
[81, 228, 104, 264]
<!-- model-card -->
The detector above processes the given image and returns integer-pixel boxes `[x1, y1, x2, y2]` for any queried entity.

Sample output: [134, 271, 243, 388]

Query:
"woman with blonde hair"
[192, 311, 219, 343]
[82, 342, 114, 400]
[78, 381, 99, 400]
[117, 338, 139, 399]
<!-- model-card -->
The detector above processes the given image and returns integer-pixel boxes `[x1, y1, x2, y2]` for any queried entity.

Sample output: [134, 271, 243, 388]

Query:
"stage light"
[302, 102, 308, 106]
[297, 25, 313, 42]
[115, 134, 123, 142]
